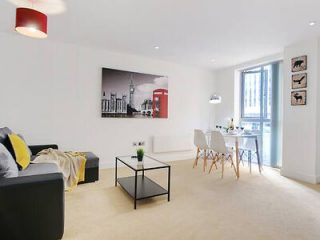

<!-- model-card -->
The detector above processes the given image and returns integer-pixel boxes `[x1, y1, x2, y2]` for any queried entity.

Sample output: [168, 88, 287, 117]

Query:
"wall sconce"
[209, 94, 222, 104]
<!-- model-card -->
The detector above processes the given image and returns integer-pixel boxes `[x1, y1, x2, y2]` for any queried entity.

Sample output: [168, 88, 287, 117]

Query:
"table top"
[116, 155, 169, 171]
[206, 131, 260, 138]
[222, 133, 260, 138]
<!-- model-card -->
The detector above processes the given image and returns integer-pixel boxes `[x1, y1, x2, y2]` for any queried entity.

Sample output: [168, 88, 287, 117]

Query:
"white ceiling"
[1, 0, 320, 70]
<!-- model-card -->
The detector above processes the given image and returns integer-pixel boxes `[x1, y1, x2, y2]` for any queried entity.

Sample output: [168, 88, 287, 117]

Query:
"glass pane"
[263, 65, 272, 120]
[241, 121, 261, 131]
[262, 122, 271, 166]
[242, 72, 261, 118]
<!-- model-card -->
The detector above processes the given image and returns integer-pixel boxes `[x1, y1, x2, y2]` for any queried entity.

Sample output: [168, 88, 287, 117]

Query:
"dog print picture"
[291, 90, 306, 106]
[292, 73, 307, 89]
[291, 56, 307, 72]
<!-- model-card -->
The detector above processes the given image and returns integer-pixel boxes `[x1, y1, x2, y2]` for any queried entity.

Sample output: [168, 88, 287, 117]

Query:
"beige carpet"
[63, 160, 320, 240]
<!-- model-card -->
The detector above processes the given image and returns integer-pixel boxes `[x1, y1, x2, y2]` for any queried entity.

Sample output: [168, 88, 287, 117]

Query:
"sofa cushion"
[0, 128, 16, 160]
[0, 143, 18, 178]
[2, 136, 16, 160]
[84, 152, 99, 168]
[19, 163, 60, 177]
[0, 127, 13, 144]
[8, 134, 31, 170]
[17, 134, 32, 157]
[0, 128, 32, 159]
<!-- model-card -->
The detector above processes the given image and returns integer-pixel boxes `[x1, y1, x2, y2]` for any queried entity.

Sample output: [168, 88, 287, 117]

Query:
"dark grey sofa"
[0, 128, 99, 240]
[0, 148, 64, 240]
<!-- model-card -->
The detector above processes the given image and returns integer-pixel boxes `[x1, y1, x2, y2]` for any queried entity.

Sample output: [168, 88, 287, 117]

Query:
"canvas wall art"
[292, 73, 307, 89]
[291, 90, 307, 106]
[101, 68, 168, 118]
[291, 55, 307, 72]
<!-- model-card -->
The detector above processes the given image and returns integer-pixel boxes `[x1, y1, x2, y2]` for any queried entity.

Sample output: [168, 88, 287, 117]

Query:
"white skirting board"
[281, 168, 320, 184]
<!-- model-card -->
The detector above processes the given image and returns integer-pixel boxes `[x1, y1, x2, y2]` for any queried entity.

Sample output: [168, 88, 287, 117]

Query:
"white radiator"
[153, 135, 194, 153]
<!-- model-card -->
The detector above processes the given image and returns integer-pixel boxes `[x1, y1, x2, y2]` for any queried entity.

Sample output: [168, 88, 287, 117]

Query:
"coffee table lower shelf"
[117, 175, 168, 207]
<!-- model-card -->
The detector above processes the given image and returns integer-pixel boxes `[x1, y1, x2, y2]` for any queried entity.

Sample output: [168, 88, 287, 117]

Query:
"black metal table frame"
[115, 156, 171, 209]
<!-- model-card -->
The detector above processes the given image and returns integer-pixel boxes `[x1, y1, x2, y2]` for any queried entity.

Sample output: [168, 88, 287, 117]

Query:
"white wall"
[281, 38, 320, 183]
[214, 68, 237, 127]
[0, 33, 215, 168]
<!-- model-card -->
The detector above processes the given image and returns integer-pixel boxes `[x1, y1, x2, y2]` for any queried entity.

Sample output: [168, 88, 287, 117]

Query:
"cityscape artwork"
[101, 68, 168, 118]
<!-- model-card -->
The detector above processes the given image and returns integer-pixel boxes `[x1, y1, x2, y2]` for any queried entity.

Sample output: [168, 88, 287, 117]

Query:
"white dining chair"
[209, 131, 237, 178]
[239, 136, 262, 173]
[193, 129, 210, 172]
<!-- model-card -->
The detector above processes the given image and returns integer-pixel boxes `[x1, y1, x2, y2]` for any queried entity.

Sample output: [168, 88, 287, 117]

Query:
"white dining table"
[207, 132, 261, 178]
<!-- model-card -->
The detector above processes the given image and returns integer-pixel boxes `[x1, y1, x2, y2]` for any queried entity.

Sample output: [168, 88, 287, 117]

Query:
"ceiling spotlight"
[309, 21, 316, 26]
[210, 59, 216, 62]
[154, 46, 160, 50]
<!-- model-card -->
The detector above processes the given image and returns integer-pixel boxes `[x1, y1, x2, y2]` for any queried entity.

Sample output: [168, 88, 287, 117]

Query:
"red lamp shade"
[15, 8, 47, 39]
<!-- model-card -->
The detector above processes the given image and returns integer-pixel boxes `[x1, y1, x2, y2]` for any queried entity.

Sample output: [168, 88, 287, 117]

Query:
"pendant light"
[15, 1, 48, 39]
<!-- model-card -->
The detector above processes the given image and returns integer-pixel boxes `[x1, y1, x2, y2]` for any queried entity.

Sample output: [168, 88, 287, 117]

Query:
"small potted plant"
[137, 148, 144, 162]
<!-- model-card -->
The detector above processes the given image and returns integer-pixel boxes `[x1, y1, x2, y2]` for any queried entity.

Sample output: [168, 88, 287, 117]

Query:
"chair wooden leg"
[209, 154, 218, 173]
[211, 152, 217, 168]
[230, 155, 237, 176]
[221, 154, 225, 179]
[203, 150, 207, 172]
[193, 147, 200, 168]
[209, 159, 215, 173]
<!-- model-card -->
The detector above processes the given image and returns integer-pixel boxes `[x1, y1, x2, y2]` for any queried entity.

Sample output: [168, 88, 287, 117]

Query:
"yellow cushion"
[8, 133, 31, 170]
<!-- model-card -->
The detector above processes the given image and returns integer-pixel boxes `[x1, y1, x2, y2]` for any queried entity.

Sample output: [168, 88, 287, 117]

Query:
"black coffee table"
[115, 155, 171, 209]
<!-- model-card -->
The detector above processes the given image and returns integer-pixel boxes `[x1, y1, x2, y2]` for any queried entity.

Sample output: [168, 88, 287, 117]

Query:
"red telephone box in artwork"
[152, 89, 168, 118]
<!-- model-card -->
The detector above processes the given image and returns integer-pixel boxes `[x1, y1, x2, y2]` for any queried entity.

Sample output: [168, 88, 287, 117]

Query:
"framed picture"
[101, 68, 168, 119]
[291, 55, 307, 72]
[292, 73, 307, 89]
[291, 90, 307, 106]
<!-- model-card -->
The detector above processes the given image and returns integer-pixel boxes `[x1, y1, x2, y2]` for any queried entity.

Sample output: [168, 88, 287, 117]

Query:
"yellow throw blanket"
[33, 148, 86, 191]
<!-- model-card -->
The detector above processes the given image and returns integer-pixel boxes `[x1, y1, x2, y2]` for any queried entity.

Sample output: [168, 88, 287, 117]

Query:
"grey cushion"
[0, 127, 13, 144]
[84, 152, 99, 168]
[0, 143, 18, 178]
[19, 163, 60, 177]
[0, 128, 32, 160]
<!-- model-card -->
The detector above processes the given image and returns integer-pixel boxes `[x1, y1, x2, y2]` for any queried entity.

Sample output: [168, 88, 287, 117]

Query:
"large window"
[241, 65, 272, 120]
[240, 62, 282, 167]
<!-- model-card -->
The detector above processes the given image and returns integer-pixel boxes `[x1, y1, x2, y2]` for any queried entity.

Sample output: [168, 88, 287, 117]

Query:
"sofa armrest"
[0, 173, 64, 240]
[29, 144, 58, 155]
